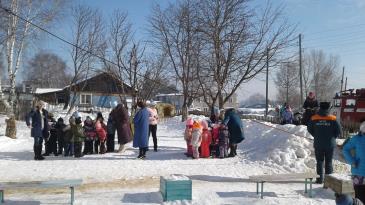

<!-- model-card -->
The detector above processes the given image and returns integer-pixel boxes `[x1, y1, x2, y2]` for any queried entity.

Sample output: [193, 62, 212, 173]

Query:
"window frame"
[80, 93, 92, 105]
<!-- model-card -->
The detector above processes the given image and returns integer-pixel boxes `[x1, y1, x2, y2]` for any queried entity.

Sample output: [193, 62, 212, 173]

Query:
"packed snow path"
[0, 115, 347, 204]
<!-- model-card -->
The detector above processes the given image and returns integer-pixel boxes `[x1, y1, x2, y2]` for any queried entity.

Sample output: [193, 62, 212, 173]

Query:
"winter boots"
[137, 147, 147, 159]
[34, 145, 44, 160]
[118, 144, 126, 153]
[228, 144, 237, 157]
[74, 142, 83, 158]
[106, 134, 115, 152]
[100, 142, 106, 154]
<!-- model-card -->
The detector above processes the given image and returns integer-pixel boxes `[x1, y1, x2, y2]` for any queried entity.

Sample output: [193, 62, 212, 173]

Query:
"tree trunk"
[5, 116, 17, 139]
[181, 104, 188, 122]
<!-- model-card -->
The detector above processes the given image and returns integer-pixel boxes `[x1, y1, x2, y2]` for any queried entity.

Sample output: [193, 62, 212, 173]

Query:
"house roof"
[155, 93, 183, 97]
[35, 88, 63, 94]
[67, 72, 134, 95]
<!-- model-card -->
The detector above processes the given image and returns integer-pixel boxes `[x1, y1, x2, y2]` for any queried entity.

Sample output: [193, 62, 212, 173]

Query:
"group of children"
[43, 112, 107, 158]
[184, 118, 230, 159]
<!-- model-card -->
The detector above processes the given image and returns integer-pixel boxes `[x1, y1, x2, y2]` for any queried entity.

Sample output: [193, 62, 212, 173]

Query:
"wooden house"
[36, 72, 134, 111]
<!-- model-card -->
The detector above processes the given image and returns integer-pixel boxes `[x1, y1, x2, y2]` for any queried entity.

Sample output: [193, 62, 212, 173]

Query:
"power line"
[303, 23, 365, 36]
[0, 5, 175, 95]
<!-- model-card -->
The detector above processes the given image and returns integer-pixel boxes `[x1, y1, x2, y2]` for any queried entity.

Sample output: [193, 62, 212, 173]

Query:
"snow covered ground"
[0, 114, 350, 204]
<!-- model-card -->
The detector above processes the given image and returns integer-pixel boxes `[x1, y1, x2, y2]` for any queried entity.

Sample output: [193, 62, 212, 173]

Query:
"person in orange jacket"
[200, 120, 212, 158]
[191, 120, 203, 159]
[184, 118, 194, 157]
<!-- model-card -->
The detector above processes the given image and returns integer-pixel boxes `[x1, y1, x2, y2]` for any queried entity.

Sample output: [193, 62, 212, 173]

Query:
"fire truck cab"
[333, 89, 365, 130]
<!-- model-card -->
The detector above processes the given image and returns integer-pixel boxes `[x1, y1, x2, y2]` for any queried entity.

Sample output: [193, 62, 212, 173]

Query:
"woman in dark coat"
[133, 101, 150, 159]
[25, 100, 49, 160]
[223, 108, 245, 157]
[110, 103, 132, 153]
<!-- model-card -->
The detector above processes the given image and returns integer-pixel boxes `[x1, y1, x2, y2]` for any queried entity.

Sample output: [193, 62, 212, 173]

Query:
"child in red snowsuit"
[184, 118, 193, 157]
[200, 120, 211, 158]
[210, 123, 220, 158]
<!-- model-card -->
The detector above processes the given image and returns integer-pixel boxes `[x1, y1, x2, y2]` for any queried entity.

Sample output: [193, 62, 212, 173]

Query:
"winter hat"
[111, 101, 118, 109]
[308, 92, 315, 99]
[96, 112, 104, 121]
[150, 101, 157, 106]
[72, 111, 81, 119]
[57, 117, 64, 123]
[200, 120, 209, 130]
[186, 118, 194, 126]
[320, 102, 331, 110]
[192, 121, 202, 129]
[360, 121, 365, 133]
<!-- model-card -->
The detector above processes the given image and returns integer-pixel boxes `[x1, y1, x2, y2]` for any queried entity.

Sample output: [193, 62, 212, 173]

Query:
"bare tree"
[100, 9, 135, 108]
[23, 51, 71, 88]
[274, 62, 300, 106]
[150, 0, 202, 121]
[303, 49, 341, 101]
[138, 53, 170, 101]
[0, 0, 65, 113]
[196, 0, 296, 109]
[67, 5, 105, 110]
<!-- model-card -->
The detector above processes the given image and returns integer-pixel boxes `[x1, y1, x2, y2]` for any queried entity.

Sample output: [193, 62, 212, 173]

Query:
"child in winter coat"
[210, 123, 220, 158]
[63, 117, 75, 157]
[83, 116, 97, 155]
[281, 104, 294, 125]
[95, 112, 107, 154]
[184, 118, 194, 157]
[343, 121, 365, 203]
[44, 116, 58, 156]
[55, 117, 66, 155]
[72, 116, 85, 158]
[218, 124, 229, 158]
[191, 120, 203, 159]
[200, 120, 212, 158]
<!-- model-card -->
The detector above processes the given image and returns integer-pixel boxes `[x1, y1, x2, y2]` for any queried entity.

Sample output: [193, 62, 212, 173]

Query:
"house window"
[80, 94, 92, 104]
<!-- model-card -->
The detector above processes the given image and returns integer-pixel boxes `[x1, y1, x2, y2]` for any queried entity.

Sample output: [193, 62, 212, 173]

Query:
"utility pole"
[265, 48, 269, 118]
[299, 34, 303, 108]
[0, 78, 3, 99]
[340, 66, 345, 93]
[286, 64, 289, 103]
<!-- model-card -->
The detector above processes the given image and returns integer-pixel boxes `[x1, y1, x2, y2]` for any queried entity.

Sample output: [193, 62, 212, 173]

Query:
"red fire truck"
[332, 89, 365, 131]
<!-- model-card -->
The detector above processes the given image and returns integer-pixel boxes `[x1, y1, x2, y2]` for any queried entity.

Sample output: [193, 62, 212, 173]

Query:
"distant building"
[154, 93, 184, 113]
[35, 72, 135, 112]
[154, 92, 239, 114]
[191, 93, 239, 113]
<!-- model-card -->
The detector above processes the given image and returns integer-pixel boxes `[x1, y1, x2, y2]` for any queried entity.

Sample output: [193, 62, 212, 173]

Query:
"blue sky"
[39, 0, 365, 101]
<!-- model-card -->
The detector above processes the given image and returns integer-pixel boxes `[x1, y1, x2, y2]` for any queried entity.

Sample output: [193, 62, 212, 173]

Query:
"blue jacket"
[223, 109, 244, 144]
[25, 109, 49, 138]
[343, 133, 365, 177]
[307, 109, 342, 149]
[133, 107, 149, 148]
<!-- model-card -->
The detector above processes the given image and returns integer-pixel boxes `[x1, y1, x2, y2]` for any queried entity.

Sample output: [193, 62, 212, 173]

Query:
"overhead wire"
[0, 5, 184, 95]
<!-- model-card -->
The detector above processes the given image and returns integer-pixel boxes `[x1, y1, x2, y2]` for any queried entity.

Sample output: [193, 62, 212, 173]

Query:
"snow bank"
[163, 174, 190, 181]
[241, 119, 350, 174]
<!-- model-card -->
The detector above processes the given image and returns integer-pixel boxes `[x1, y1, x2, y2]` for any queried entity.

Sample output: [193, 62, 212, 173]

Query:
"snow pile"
[163, 174, 190, 181]
[241, 119, 350, 173]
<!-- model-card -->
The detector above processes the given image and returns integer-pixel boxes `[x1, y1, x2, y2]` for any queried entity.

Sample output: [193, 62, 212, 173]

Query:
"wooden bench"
[0, 179, 82, 205]
[249, 173, 318, 199]
[324, 174, 354, 195]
